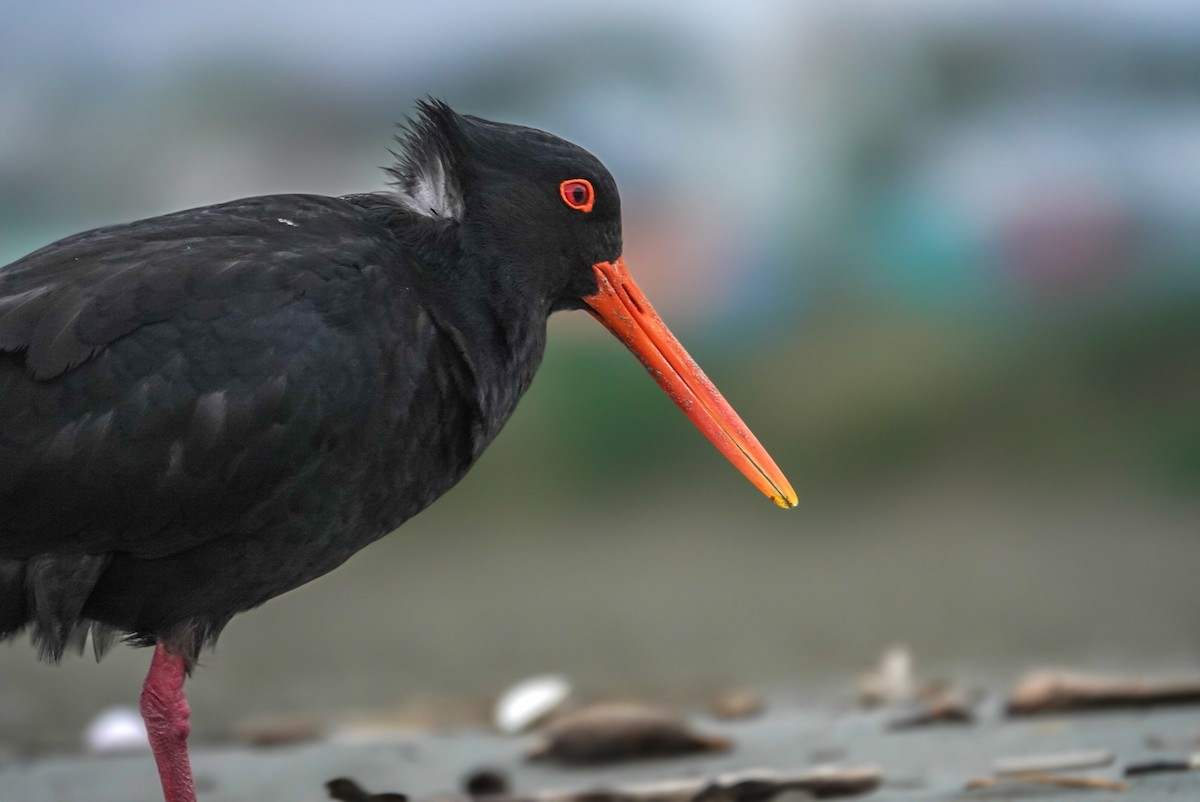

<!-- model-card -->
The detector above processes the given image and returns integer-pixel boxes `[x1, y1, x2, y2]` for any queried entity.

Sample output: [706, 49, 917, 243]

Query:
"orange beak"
[583, 258, 797, 509]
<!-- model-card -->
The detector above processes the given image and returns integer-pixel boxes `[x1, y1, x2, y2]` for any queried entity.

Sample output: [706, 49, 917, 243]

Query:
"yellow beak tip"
[771, 492, 799, 510]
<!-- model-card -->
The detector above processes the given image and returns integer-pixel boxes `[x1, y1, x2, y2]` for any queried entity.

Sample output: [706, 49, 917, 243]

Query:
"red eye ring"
[560, 179, 595, 213]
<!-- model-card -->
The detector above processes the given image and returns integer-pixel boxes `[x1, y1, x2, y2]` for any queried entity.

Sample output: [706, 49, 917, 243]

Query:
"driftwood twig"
[993, 749, 1114, 776]
[1008, 670, 1200, 715]
[966, 773, 1128, 792]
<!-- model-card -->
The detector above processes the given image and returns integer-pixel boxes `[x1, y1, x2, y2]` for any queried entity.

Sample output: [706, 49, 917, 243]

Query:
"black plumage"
[0, 100, 797, 802]
[0, 100, 621, 664]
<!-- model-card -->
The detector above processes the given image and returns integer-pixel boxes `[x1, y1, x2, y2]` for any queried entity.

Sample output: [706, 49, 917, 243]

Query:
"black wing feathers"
[0, 195, 403, 559]
[1, 196, 362, 379]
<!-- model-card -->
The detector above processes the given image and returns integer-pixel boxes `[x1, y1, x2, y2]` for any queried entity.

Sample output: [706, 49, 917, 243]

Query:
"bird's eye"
[559, 179, 595, 213]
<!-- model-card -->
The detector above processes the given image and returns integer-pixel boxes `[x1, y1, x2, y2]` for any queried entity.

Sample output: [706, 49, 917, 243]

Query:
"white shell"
[85, 706, 149, 753]
[494, 675, 571, 734]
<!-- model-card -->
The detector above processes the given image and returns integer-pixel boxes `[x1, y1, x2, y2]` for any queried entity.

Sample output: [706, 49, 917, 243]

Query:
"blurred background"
[1, 0, 1198, 753]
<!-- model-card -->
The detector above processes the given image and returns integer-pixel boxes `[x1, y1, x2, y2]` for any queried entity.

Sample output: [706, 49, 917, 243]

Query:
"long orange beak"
[583, 258, 798, 509]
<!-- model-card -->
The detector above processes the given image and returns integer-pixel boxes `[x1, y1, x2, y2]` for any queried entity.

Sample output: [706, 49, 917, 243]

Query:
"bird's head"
[390, 99, 797, 509]
[389, 99, 621, 309]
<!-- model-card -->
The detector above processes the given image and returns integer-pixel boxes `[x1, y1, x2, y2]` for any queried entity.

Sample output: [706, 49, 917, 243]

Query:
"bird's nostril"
[620, 284, 644, 315]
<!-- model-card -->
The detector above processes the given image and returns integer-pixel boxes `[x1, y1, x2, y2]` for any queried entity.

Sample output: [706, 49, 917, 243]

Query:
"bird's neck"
[374, 204, 551, 448]
[421, 250, 550, 445]
[472, 276, 548, 430]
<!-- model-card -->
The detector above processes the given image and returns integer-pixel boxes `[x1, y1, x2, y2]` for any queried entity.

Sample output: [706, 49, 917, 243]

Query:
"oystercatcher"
[0, 100, 795, 801]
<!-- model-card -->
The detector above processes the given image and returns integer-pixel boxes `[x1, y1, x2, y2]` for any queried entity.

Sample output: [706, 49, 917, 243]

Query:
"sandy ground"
[3, 694, 1200, 801]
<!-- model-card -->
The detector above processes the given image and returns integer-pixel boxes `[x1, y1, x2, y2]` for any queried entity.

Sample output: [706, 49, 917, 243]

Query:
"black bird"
[0, 100, 795, 801]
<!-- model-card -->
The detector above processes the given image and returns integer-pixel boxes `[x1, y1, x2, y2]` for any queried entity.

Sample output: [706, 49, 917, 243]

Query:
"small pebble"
[85, 706, 149, 754]
[1125, 754, 1200, 777]
[858, 645, 914, 708]
[463, 767, 510, 796]
[326, 778, 408, 802]
[710, 688, 764, 720]
[528, 702, 732, 764]
[494, 675, 571, 734]
[233, 714, 324, 747]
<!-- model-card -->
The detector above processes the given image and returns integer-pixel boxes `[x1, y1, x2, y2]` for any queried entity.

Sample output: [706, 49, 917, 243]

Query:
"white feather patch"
[394, 150, 463, 220]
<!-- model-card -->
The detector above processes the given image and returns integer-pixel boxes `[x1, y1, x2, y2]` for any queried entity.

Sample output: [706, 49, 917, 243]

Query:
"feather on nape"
[387, 99, 465, 220]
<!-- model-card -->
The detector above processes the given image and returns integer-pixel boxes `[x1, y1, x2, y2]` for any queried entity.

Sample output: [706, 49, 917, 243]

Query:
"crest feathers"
[387, 98, 466, 220]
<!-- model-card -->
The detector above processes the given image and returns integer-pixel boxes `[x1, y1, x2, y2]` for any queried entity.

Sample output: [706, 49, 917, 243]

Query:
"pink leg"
[140, 643, 197, 802]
